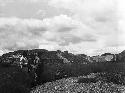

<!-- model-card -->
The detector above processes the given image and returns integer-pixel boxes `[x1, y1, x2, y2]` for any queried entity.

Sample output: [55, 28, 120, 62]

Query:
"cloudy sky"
[0, 0, 125, 56]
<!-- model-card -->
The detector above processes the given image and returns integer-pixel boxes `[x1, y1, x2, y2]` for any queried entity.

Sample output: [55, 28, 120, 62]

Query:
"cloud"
[0, 0, 16, 7]
[48, 0, 125, 55]
[0, 0, 9, 6]
[42, 15, 97, 45]
[57, 26, 75, 32]
[0, 15, 97, 53]
[1, 0, 125, 56]
[0, 17, 46, 51]
[49, 0, 117, 34]
[29, 0, 43, 3]
[117, 0, 125, 46]
[91, 46, 125, 56]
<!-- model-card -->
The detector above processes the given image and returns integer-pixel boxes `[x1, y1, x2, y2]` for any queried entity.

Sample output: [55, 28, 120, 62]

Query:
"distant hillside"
[1, 49, 89, 64]
[115, 51, 124, 62]
[2, 49, 125, 65]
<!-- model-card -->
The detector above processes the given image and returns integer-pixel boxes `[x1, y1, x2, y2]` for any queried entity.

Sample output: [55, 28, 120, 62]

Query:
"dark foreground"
[0, 62, 125, 93]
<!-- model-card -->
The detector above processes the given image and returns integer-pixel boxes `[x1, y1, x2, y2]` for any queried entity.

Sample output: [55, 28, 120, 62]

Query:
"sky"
[0, 0, 125, 56]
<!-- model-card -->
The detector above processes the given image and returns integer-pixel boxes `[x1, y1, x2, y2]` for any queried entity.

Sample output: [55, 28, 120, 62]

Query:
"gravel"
[31, 73, 125, 93]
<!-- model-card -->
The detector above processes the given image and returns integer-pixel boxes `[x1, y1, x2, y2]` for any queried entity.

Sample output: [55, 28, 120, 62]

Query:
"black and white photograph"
[0, 0, 125, 93]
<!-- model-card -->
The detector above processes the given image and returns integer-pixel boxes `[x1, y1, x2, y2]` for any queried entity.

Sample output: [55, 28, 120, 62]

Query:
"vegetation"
[0, 49, 125, 93]
[0, 65, 32, 93]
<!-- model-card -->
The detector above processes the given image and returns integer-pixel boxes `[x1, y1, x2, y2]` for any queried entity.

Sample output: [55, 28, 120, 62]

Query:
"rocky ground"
[31, 73, 125, 93]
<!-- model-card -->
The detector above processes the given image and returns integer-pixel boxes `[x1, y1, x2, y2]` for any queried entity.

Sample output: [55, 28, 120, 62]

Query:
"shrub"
[0, 65, 33, 92]
[97, 72, 125, 85]
[0, 82, 30, 93]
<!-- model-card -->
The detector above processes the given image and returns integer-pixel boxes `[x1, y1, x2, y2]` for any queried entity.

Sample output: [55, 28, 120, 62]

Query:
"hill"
[0, 49, 90, 93]
[1, 49, 125, 93]
[1, 49, 89, 64]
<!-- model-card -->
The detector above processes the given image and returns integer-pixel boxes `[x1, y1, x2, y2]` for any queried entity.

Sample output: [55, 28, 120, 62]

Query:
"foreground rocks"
[31, 73, 125, 93]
